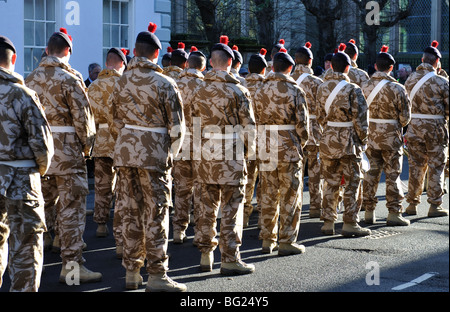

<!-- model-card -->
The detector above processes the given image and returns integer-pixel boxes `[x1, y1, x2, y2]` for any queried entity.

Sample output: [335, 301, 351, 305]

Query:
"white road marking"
[392, 272, 439, 290]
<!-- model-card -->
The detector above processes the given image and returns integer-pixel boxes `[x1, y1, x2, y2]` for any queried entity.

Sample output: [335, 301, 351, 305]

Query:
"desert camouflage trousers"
[172, 160, 194, 234]
[0, 196, 46, 292]
[321, 156, 362, 223]
[42, 174, 89, 264]
[363, 148, 404, 212]
[196, 183, 245, 263]
[304, 145, 323, 213]
[244, 160, 259, 220]
[116, 167, 171, 274]
[259, 161, 303, 244]
[93, 157, 116, 224]
[406, 139, 448, 206]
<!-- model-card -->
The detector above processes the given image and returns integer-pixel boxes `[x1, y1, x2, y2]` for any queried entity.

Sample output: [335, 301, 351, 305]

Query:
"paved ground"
[1, 157, 448, 307]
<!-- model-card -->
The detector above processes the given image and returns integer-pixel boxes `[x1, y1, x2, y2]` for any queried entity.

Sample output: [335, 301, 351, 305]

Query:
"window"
[103, 0, 131, 65]
[24, 0, 56, 77]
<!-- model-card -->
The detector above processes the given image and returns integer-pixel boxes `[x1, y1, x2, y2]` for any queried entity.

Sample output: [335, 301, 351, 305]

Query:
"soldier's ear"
[11, 53, 17, 65]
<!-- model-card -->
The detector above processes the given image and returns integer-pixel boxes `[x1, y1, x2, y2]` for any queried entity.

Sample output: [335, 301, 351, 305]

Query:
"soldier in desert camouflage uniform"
[404, 41, 449, 217]
[361, 46, 411, 226]
[254, 47, 309, 255]
[172, 47, 206, 244]
[109, 22, 186, 292]
[265, 39, 285, 77]
[291, 42, 324, 218]
[316, 44, 371, 237]
[0, 36, 54, 292]
[231, 45, 246, 84]
[162, 42, 188, 80]
[190, 35, 256, 275]
[345, 39, 369, 87]
[25, 28, 101, 283]
[87, 48, 127, 255]
[242, 48, 268, 227]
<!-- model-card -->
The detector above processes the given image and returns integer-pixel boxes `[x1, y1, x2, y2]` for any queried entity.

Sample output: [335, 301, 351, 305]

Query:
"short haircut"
[106, 52, 123, 67]
[232, 58, 241, 68]
[47, 34, 70, 55]
[422, 52, 438, 66]
[188, 54, 206, 70]
[248, 59, 266, 74]
[295, 52, 311, 66]
[0, 46, 14, 66]
[273, 59, 292, 73]
[211, 50, 231, 68]
[135, 41, 158, 58]
[345, 44, 358, 59]
[171, 53, 187, 68]
[376, 58, 393, 72]
[331, 54, 349, 73]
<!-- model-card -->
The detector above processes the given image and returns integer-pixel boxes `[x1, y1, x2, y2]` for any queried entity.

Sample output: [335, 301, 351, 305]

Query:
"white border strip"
[391, 272, 439, 290]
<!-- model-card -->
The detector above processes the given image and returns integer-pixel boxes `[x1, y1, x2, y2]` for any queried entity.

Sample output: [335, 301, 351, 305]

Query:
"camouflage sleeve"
[237, 88, 257, 158]
[351, 86, 369, 145]
[396, 84, 412, 128]
[295, 88, 309, 148]
[64, 79, 96, 155]
[165, 83, 186, 157]
[443, 78, 449, 121]
[109, 84, 123, 141]
[20, 91, 54, 176]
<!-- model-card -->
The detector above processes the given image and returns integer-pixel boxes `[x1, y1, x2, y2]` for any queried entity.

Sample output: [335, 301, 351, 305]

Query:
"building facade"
[0, 0, 172, 78]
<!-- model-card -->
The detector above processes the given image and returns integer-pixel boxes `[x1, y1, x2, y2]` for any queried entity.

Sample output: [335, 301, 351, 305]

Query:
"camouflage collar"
[0, 66, 24, 85]
[127, 57, 163, 73]
[265, 71, 298, 85]
[164, 65, 183, 73]
[180, 68, 204, 79]
[245, 73, 264, 82]
[293, 64, 313, 75]
[351, 60, 358, 68]
[324, 70, 351, 82]
[417, 62, 437, 73]
[98, 68, 121, 79]
[371, 71, 396, 82]
[39, 56, 71, 71]
[204, 69, 240, 84]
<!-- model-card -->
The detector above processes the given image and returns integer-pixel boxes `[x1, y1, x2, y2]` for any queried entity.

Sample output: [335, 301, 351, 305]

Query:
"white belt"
[0, 159, 37, 168]
[411, 114, 444, 120]
[204, 132, 237, 139]
[264, 125, 296, 131]
[309, 115, 317, 119]
[99, 123, 108, 129]
[51, 126, 76, 133]
[327, 121, 353, 127]
[369, 118, 398, 124]
[125, 124, 168, 134]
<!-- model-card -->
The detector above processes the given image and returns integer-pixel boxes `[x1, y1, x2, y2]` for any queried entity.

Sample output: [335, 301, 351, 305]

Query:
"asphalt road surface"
[1, 157, 448, 305]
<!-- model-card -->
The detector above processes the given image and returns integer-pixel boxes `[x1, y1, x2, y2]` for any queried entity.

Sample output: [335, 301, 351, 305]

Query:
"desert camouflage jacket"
[0, 67, 54, 200]
[109, 57, 185, 173]
[253, 71, 309, 163]
[25, 56, 95, 175]
[163, 65, 183, 80]
[348, 61, 369, 87]
[404, 62, 449, 147]
[317, 71, 368, 159]
[175, 68, 204, 160]
[361, 71, 411, 151]
[87, 68, 121, 158]
[291, 64, 324, 146]
[244, 73, 265, 100]
[190, 69, 256, 185]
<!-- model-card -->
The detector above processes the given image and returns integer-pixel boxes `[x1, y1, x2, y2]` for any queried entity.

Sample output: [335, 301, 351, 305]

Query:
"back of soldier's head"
[171, 51, 188, 68]
[248, 59, 266, 74]
[47, 34, 70, 55]
[106, 52, 123, 68]
[211, 50, 231, 68]
[331, 54, 350, 73]
[134, 41, 158, 59]
[188, 54, 206, 71]
[422, 52, 438, 66]
[0, 46, 14, 67]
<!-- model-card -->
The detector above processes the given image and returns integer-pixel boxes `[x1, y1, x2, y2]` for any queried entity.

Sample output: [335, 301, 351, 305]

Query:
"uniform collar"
[293, 64, 313, 75]
[0, 66, 24, 85]
[127, 56, 163, 73]
[370, 71, 396, 82]
[324, 70, 350, 82]
[264, 71, 297, 85]
[417, 62, 437, 73]
[245, 73, 265, 82]
[97, 68, 121, 79]
[204, 69, 240, 84]
[180, 68, 204, 79]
